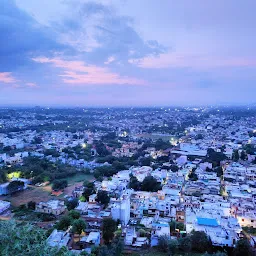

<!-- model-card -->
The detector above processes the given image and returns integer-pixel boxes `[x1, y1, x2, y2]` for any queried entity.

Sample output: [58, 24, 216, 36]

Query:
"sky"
[0, 0, 256, 107]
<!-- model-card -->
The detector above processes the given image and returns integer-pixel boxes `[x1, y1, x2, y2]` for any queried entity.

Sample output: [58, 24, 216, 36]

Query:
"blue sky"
[0, 0, 256, 106]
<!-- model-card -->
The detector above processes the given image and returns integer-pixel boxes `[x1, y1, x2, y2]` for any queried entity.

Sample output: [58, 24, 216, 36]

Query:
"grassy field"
[63, 173, 95, 196]
[0, 173, 94, 207]
[0, 186, 53, 207]
[65, 173, 94, 186]
[136, 133, 177, 142]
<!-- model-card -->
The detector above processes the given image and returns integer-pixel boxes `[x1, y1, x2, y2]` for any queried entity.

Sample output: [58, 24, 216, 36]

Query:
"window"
[242, 219, 244, 222]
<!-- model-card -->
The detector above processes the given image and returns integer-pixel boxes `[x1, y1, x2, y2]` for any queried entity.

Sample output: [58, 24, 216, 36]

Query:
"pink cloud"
[129, 53, 256, 69]
[26, 82, 38, 88]
[0, 72, 17, 83]
[33, 57, 146, 85]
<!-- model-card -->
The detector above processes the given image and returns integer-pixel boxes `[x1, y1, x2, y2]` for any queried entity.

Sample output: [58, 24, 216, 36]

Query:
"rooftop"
[197, 217, 219, 227]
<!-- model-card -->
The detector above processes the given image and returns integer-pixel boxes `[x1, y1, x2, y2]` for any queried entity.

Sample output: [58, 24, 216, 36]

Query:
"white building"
[84, 232, 100, 246]
[75, 201, 88, 214]
[47, 229, 71, 248]
[151, 221, 170, 247]
[36, 200, 65, 215]
[111, 195, 130, 225]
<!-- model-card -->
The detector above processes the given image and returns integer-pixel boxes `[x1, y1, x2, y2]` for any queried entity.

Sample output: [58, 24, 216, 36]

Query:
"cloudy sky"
[0, 0, 256, 106]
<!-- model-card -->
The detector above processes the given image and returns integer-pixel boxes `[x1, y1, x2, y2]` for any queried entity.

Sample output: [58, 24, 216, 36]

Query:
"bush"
[36, 212, 56, 222]
[27, 201, 36, 210]
[179, 236, 192, 253]
[52, 179, 68, 191]
[157, 235, 169, 252]
[233, 239, 254, 256]
[96, 190, 110, 207]
[138, 228, 146, 237]
[168, 239, 179, 255]
[68, 210, 80, 220]
[141, 175, 162, 192]
[190, 231, 211, 253]
[65, 198, 79, 210]
[7, 180, 25, 194]
[55, 216, 72, 230]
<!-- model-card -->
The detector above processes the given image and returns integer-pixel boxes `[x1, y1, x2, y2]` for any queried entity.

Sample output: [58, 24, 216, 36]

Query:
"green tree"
[52, 179, 68, 191]
[157, 235, 169, 252]
[56, 216, 72, 231]
[140, 157, 152, 166]
[97, 245, 109, 256]
[129, 174, 141, 190]
[83, 182, 96, 200]
[154, 139, 171, 150]
[169, 220, 176, 233]
[141, 175, 162, 192]
[195, 134, 204, 140]
[32, 136, 43, 144]
[3, 146, 12, 152]
[112, 161, 126, 171]
[188, 169, 198, 181]
[215, 166, 223, 177]
[7, 180, 24, 194]
[179, 236, 192, 253]
[94, 165, 117, 177]
[0, 220, 75, 256]
[240, 150, 247, 161]
[170, 165, 179, 172]
[94, 141, 110, 157]
[138, 228, 146, 237]
[102, 218, 117, 244]
[169, 221, 185, 233]
[65, 198, 78, 211]
[96, 190, 110, 207]
[27, 201, 36, 210]
[44, 149, 60, 157]
[232, 150, 239, 162]
[111, 237, 124, 256]
[68, 210, 80, 220]
[244, 144, 256, 154]
[72, 219, 87, 240]
[206, 148, 227, 167]
[168, 239, 179, 255]
[190, 231, 211, 253]
[233, 239, 253, 256]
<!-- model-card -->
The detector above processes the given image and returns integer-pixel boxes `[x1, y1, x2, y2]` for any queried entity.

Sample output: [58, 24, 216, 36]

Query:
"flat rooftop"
[197, 217, 219, 227]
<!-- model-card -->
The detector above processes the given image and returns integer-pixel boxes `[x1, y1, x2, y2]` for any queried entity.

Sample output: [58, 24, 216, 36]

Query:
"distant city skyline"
[1, 0, 256, 106]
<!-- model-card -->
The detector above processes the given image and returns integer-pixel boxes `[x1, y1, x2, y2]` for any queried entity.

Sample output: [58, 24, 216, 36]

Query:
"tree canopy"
[233, 239, 253, 256]
[72, 219, 87, 238]
[190, 231, 212, 253]
[141, 175, 162, 192]
[102, 218, 117, 244]
[129, 175, 162, 192]
[96, 190, 110, 207]
[82, 182, 96, 201]
[0, 220, 74, 256]
[7, 180, 25, 194]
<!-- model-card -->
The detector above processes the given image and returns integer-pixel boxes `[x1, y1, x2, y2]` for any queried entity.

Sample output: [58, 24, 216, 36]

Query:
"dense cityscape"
[0, 106, 255, 255]
[1, 0, 256, 255]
